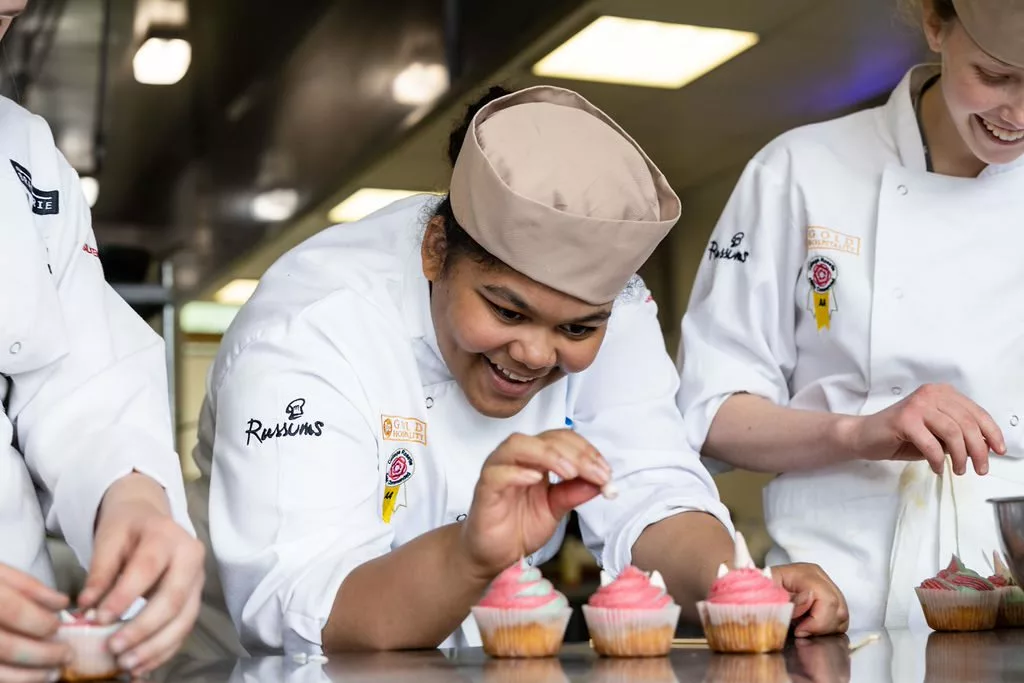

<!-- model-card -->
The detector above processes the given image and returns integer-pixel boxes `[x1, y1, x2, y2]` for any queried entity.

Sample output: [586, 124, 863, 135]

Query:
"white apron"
[874, 165, 1024, 628]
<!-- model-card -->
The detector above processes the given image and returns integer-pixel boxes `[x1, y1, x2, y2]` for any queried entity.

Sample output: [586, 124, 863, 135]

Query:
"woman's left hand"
[772, 563, 850, 637]
[77, 473, 204, 677]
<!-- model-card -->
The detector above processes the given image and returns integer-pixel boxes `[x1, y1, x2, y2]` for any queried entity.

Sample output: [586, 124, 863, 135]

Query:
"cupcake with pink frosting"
[581, 566, 681, 657]
[696, 532, 793, 653]
[988, 551, 1024, 628]
[915, 554, 999, 631]
[471, 559, 572, 658]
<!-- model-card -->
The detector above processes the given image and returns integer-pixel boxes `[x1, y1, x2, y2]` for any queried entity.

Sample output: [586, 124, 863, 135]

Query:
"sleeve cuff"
[600, 497, 735, 576]
[52, 426, 194, 568]
[276, 547, 383, 654]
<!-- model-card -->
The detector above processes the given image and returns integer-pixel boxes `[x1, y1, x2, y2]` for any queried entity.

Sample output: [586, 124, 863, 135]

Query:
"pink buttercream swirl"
[477, 560, 567, 610]
[588, 566, 674, 610]
[707, 568, 791, 605]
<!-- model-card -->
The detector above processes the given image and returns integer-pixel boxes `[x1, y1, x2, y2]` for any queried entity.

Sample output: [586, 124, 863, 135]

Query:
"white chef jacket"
[0, 97, 193, 584]
[678, 65, 1024, 630]
[194, 194, 733, 654]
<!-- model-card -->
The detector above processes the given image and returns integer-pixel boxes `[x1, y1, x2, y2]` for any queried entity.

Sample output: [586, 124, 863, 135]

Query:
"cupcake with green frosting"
[988, 551, 1024, 628]
[915, 555, 999, 631]
[472, 559, 572, 658]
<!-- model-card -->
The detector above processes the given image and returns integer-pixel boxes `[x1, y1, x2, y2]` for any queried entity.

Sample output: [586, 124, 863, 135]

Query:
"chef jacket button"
[897, 184, 908, 195]
[1011, 415, 1020, 427]
[455, 513, 467, 522]
[9, 342, 21, 355]
[891, 386, 902, 396]
[425, 397, 434, 409]
[526, 556, 535, 566]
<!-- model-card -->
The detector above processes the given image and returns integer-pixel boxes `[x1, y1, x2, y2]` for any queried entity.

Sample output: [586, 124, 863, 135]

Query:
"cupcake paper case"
[988, 551, 1024, 628]
[56, 610, 124, 681]
[471, 559, 572, 658]
[696, 532, 793, 654]
[582, 566, 681, 657]
[915, 554, 1000, 632]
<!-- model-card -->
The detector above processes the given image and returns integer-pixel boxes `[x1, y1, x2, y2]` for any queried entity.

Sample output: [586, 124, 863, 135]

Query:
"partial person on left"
[0, 2, 203, 680]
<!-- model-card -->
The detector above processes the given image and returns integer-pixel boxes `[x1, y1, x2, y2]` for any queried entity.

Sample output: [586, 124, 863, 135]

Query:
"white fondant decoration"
[733, 531, 755, 569]
[600, 570, 615, 587]
[650, 570, 666, 590]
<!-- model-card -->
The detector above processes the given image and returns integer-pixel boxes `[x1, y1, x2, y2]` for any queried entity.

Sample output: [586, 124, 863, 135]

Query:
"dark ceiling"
[4, 0, 586, 294]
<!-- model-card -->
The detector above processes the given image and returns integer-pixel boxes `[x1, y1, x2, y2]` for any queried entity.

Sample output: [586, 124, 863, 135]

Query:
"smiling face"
[421, 217, 613, 419]
[924, 8, 1024, 166]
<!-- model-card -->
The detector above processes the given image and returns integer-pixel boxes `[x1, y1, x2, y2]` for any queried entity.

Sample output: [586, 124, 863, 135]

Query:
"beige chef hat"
[953, 0, 1024, 68]
[449, 86, 681, 305]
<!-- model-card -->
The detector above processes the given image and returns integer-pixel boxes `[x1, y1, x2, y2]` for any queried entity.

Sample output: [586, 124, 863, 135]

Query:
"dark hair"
[432, 86, 512, 275]
[900, 0, 957, 25]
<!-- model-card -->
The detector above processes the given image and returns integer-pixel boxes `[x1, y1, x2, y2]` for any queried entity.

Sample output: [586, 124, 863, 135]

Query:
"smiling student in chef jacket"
[194, 85, 848, 654]
[0, 1, 203, 678]
[678, 0, 1024, 631]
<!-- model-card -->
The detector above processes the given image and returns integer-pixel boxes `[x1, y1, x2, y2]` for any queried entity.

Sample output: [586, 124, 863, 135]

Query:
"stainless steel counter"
[153, 629, 1024, 682]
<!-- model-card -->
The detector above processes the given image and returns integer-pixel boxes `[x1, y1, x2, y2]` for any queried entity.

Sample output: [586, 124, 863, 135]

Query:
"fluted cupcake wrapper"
[581, 604, 681, 657]
[696, 601, 793, 654]
[471, 606, 571, 658]
[915, 588, 999, 631]
[55, 623, 123, 681]
[997, 586, 1024, 628]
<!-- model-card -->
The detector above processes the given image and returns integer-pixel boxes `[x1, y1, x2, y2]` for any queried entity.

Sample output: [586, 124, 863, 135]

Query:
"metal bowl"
[989, 496, 1024, 584]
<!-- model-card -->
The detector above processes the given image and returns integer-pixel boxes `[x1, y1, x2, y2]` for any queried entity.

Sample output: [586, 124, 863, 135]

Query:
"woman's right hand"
[458, 429, 611, 579]
[0, 564, 72, 682]
[848, 383, 1005, 476]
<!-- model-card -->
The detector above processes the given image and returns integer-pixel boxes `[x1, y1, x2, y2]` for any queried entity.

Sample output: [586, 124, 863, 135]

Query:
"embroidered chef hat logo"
[383, 418, 393, 439]
[285, 398, 306, 421]
[385, 448, 415, 487]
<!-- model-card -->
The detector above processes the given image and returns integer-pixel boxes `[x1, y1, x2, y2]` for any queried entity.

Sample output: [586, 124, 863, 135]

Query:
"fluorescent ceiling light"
[214, 278, 259, 305]
[251, 188, 299, 222]
[328, 188, 423, 224]
[532, 16, 759, 89]
[392, 62, 449, 106]
[133, 36, 192, 85]
[180, 301, 240, 335]
[80, 176, 99, 208]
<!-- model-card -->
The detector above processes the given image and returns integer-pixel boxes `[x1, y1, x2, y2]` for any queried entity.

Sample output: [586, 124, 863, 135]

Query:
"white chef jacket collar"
[399, 235, 451, 381]
[886, 63, 1024, 177]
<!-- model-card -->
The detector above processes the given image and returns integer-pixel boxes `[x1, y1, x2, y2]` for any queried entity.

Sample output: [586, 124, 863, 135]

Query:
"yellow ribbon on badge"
[382, 485, 401, 523]
[814, 292, 832, 330]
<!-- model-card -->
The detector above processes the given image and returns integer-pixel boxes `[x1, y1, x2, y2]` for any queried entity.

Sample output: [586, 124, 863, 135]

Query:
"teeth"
[494, 362, 532, 383]
[982, 118, 1024, 142]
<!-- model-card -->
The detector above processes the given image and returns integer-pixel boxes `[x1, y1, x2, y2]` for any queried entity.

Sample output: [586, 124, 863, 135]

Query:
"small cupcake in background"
[696, 532, 793, 654]
[56, 609, 124, 681]
[988, 551, 1024, 628]
[915, 555, 1000, 632]
[582, 566, 681, 657]
[471, 559, 572, 658]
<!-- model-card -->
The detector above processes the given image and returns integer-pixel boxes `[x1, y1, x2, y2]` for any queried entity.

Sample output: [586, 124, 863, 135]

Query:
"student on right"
[677, 0, 1024, 631]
